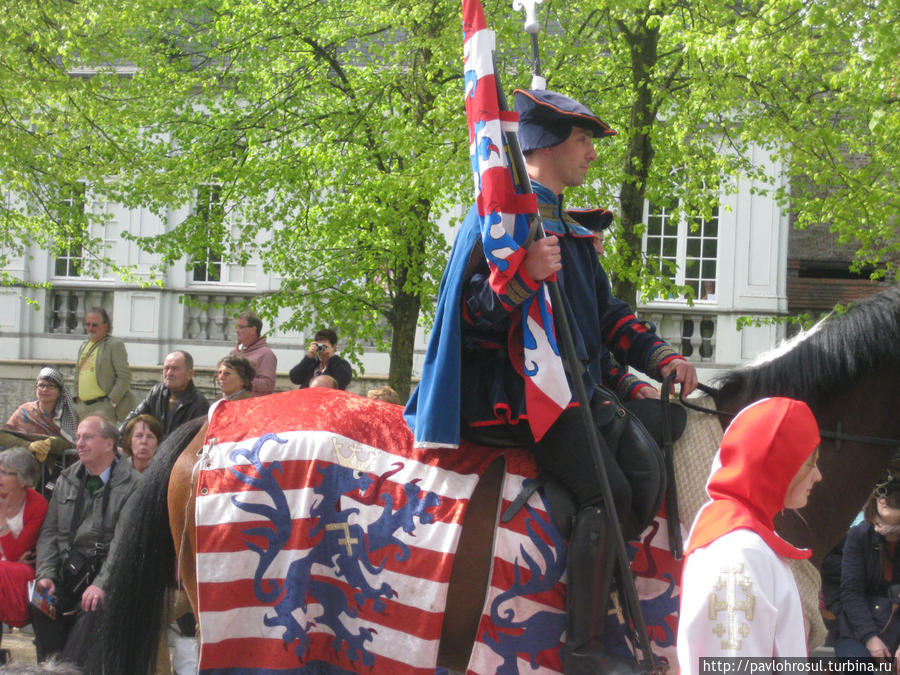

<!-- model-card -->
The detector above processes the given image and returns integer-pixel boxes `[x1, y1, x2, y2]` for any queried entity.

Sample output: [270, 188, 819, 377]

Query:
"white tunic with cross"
[677, 528, 808, 673]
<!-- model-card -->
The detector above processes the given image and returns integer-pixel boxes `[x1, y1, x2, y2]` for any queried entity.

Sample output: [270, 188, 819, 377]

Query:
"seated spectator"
[835, 472, 900, 659]
[120, 414, 163, 474]
[289, 329, 352, 390]
[216, 356, 256, 401]
[0, 448, 48, 665]
[309, 375, 338, 389]
[367, 386, 401, 405]
[30, 416, 140, 666]
[120, 351, 210, 438]
[2, 367, 78, 465]
[229, 312, 277, 395]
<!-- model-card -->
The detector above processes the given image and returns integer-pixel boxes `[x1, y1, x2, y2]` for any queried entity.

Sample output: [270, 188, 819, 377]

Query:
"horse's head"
[713, 285, 900, 566]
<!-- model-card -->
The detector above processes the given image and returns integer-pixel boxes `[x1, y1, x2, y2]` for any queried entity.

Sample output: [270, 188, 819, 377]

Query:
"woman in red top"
[0, 447, 49, 660]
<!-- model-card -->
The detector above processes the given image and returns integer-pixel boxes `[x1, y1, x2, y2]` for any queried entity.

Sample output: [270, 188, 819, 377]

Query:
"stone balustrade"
[182, 293, 255, 341]
[44, 286, 257, 341]
[46, 288, 115, 334]
[641, 307, 717, 362]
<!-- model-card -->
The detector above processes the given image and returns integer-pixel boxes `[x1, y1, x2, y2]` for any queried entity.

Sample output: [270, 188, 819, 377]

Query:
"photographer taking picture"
[289, 328, 353, 390]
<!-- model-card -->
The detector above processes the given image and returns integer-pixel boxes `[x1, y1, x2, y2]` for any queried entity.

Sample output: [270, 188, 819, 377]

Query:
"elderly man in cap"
[406, 89, 697, 673]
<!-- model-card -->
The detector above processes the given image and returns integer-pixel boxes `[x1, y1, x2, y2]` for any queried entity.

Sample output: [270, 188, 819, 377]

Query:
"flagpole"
[512, 0, 546, 89]
[502, 4, 662, 670]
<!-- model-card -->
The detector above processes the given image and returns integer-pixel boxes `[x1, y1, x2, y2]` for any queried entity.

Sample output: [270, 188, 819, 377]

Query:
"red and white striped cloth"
[194, 389, 682, 673]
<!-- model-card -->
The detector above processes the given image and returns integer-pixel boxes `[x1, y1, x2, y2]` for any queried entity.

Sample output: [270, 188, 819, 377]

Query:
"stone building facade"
[2, 141, 860, 416]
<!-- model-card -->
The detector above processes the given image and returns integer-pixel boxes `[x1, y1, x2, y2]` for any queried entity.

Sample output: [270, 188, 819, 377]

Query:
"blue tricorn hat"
[514, 89, 617, 153]
[566, 208, 614, 232]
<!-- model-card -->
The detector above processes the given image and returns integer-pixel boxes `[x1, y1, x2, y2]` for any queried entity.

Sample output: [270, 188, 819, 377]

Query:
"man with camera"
[289, 328, 353, 390]
[29, 415, 140, 666]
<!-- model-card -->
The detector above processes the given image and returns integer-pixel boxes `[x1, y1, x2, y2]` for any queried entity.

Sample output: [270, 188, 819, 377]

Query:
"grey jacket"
[35, 457, 140, 591]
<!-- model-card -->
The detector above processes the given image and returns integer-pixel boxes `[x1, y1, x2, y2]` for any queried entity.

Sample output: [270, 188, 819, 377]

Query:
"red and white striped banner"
[194, 389, 682, 673]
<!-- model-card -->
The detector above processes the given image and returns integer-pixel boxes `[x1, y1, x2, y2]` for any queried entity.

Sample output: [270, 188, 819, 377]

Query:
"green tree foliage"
[535, 0, 899, 302]
[1, 0, 896, 394]
[4, 0, 472, 397]
[0, 3, 127, 284]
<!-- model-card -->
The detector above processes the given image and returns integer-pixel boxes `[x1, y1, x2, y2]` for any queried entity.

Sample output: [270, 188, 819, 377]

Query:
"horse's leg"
[437, 457, 505, 672]
[168, 423, 208, 617]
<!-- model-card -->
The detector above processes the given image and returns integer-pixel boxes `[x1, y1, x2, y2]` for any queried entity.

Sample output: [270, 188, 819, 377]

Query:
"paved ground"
[2, 626, 38, 668]
[0, 625, 836, 671]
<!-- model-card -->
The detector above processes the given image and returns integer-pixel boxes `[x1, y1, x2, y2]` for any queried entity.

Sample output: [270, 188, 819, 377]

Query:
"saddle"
[502, 386, 687, 544]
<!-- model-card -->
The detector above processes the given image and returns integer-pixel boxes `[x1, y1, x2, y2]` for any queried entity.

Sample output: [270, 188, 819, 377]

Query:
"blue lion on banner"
[483, 495, 567, 673]
[227, 433, 441, 668]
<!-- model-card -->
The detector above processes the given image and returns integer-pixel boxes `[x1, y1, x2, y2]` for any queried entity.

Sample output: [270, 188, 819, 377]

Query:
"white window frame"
[189, 184, 224, 284]
[642, 200, 719, 303]
[51, 182, 117, 280]
[187, 185, 258, 287]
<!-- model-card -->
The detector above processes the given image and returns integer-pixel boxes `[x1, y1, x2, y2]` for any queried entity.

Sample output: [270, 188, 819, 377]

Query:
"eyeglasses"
[235, 324, 250, 330]
[85, 322, 102, 327]
[876, 473, 898, 498]
[36, 383, 58, 390]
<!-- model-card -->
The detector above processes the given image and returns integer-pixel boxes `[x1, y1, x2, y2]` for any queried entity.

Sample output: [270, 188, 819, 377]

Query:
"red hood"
[685, 397, 821, 560]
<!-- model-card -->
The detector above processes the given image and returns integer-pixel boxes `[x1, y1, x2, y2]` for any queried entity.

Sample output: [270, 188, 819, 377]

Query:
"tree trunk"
[615, 22, 660, 308]
[388, 286, 420, 403]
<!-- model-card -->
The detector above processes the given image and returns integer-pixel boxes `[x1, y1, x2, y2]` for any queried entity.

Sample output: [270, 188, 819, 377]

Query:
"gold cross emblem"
[708, 563, 755, 650]
[607, 591, 625, 624]
[326, 522, 359, 555]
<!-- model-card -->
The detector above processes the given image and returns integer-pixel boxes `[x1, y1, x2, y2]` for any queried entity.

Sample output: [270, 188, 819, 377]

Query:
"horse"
[98, 285, 900, 674]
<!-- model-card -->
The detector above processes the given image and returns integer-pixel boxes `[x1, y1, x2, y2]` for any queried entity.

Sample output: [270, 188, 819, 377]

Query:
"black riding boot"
[563, 506, 649, 675]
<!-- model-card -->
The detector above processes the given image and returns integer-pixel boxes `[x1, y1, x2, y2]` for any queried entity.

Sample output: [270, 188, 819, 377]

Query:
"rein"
[680, 383, 900, 451]
[177, 440, 207, 582]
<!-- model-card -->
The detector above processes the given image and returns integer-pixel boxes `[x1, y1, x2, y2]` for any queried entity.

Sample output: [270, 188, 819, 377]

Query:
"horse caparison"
[98, 286, 900, 674]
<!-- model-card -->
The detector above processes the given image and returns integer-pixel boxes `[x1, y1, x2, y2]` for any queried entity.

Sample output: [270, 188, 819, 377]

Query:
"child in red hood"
[677, 397, 822, 671]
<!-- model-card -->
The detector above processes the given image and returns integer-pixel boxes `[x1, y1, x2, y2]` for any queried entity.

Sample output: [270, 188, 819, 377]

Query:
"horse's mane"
[94, 416, 207, 674]
[715, 285, 900, 413]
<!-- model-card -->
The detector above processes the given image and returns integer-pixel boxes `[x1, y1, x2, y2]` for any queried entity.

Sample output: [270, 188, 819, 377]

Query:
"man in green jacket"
[74, 308, 134, 423]
[30, 415, 140, 666]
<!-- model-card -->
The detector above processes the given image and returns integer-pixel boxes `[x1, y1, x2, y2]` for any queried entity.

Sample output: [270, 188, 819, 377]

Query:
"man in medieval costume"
[405, 89, 698, 673]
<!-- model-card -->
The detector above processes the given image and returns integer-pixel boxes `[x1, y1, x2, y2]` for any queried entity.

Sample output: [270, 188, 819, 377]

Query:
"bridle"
[819, 424, 900, 452]
[678, 382, 900, 452]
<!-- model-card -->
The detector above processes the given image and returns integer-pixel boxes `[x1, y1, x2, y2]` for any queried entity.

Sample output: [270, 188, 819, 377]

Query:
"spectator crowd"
[0, 307, 401, 670]
[0, 305, 893, 670]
